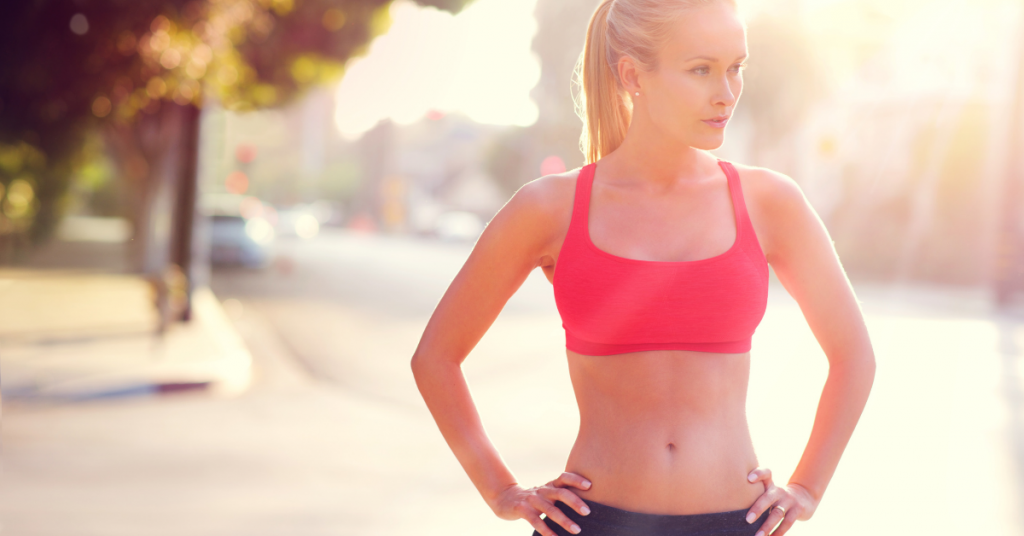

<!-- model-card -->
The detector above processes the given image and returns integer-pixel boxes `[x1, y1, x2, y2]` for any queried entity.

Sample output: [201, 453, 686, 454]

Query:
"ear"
[616, 55, 642, 96]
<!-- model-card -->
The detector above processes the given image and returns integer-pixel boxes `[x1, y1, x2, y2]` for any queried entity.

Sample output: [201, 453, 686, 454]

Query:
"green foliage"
[0, 0, 476, 244]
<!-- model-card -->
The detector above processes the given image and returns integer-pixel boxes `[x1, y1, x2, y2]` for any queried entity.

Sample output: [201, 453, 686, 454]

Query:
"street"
[2, 228, 1023, 535]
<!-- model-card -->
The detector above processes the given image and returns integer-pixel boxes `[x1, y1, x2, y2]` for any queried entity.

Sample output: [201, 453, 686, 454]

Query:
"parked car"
[209, 214, 274, 268]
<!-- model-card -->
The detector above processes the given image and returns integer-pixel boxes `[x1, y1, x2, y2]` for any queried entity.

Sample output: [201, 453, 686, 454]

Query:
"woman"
[411, 0, 875, 535]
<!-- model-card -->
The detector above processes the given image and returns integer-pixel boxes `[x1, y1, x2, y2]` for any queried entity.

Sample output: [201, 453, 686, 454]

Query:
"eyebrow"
[684, 54, 748, 62]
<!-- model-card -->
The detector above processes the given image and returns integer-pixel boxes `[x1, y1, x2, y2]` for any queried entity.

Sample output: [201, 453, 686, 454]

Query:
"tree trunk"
[104, 101, 201, 327]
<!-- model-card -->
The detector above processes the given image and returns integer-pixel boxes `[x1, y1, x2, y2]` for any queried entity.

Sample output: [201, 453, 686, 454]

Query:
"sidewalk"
[0, 269, 252, 402]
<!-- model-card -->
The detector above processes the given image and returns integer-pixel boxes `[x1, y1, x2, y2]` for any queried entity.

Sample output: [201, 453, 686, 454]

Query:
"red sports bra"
[552, 159, 768, 356]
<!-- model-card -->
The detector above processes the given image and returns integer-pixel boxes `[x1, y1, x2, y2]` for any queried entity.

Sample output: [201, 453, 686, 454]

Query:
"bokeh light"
[69, 13, 88, 36]
[244, 216, 275, 245]
[91, 96, 111, 118]
[225, 171, 249, 194]
[235, 144, 257, 164]
[539, 155, 566, 176]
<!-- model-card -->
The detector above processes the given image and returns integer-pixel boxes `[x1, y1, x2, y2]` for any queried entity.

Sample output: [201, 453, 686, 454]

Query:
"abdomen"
[562, 349, 766, 514]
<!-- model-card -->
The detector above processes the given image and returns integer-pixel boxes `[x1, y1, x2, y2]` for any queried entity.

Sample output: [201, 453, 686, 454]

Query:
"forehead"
[660, 3, 747, 63]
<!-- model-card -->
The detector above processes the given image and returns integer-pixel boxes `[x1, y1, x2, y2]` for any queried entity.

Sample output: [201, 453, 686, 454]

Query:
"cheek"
[658, 76, 704, 114]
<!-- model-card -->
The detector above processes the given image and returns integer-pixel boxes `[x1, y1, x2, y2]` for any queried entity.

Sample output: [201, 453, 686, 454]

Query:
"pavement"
[1, 230, 1023, 536]
[0, 269, 252, 402]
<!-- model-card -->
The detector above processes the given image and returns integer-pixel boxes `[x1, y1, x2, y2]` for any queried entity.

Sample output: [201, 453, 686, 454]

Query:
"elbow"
[828, 344, 875, 374]
[410, 350, 445, 379]
[411, 352, 430, 391]
[830, 346, 876, 389]
[410, 351, 427, 377]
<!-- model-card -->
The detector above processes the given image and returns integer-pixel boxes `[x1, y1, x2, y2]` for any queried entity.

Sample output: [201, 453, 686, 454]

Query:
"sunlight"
[334, 0, 540, 141]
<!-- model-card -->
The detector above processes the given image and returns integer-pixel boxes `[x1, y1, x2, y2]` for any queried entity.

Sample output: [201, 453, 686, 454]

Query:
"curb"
[1, 286, 253, 403]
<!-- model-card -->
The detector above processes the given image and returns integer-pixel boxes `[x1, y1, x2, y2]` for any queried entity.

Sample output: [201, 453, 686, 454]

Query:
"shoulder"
[727, 162, 808, 214]
[726, 162, 824, 261]
[482, 166, 581, 254]
[510, 167, 580, 211]
[500, 167, 580, 231]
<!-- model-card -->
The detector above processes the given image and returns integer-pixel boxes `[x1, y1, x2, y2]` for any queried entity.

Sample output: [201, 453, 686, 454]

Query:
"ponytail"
[574, 0, 632, 164]
[572, 0, 735, 164]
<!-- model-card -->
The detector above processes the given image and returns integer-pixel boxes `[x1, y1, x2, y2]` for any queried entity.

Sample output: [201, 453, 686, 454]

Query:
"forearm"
[787, 354, 875, 503]
[411, 355, 518, 509]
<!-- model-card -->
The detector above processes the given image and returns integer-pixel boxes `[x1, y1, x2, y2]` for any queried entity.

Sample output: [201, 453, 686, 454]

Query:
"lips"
[702, 115, 730, 128]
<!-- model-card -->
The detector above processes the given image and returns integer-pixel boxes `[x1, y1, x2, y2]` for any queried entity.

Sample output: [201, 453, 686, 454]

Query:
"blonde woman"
[411, 1, 875, 535]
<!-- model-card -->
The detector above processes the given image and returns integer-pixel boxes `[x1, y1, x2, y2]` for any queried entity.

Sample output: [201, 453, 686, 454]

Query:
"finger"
[553, 472, 592, 491]
[769, 509, 797, 536]
[528, 495, 581, 535]
[745, 494, 775, 525]
[517, 504, 556, 536]
[526, 514, 558, 536]
[541, 486, 591, 516]
[754, 506, 785, 536]
[749, 467, 770, 487]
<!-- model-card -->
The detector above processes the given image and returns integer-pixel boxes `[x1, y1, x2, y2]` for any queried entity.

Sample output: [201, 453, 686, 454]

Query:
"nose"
[714, 74, 739, 109]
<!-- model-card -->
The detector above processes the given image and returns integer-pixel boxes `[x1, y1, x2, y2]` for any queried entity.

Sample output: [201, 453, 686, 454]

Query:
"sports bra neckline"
[577, 159, 744, 266]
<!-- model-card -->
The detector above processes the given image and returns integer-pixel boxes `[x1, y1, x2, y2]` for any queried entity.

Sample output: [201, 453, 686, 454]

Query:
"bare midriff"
[563, 348, 765, 515]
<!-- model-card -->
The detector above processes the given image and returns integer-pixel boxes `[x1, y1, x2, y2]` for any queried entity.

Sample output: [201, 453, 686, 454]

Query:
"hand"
[490, 472, 593, 536]
[744, 467, 819, 536]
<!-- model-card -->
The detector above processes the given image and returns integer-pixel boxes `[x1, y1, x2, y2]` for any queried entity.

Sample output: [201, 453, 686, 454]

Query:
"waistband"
[565, 329, 753, 356]
[557, 498, 769, 533]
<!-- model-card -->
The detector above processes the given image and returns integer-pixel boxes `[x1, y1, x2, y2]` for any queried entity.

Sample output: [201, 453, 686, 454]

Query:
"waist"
[565, 421, 763, 514]
[564, 349, 761, 514]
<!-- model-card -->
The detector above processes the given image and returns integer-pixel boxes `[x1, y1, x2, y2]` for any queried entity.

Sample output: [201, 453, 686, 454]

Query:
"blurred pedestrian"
[412, 1, 875, 535]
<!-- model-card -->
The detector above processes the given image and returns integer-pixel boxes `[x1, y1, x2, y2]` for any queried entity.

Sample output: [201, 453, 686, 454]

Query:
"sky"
[332, 0, 1021, 141]
[333, 0, 541, 141]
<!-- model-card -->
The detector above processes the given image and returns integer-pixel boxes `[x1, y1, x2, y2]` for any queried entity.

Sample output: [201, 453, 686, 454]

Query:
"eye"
[730, 62, 748, 73]
[691, 66, 710, 75]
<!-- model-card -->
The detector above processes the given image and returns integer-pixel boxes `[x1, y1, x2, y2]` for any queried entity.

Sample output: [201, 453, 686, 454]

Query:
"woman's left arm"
[742, 167, 877, 536]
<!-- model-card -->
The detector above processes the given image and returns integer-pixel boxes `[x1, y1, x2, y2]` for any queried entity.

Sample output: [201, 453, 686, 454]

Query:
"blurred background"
[2, 0, 1024, 534]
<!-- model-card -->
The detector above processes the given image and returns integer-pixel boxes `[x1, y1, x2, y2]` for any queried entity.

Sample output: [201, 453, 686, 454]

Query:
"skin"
[410, 3, 875, 536]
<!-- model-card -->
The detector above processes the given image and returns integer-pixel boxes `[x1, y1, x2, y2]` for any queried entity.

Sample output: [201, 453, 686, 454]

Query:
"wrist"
[484, 481, 520, 511]
[787, 480, 822, 504]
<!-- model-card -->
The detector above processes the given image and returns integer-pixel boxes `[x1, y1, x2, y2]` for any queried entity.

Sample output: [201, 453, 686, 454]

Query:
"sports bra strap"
[568, 163, 595, 236]
[569, 160, 753, 243]
[718, 159, 755, 241]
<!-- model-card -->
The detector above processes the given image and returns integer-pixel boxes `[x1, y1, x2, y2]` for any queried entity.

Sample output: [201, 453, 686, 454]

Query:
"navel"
[666, 442, 676, 452]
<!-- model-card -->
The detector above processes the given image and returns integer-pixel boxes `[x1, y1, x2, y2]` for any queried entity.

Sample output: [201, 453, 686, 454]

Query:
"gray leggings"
[532, 498, 771, 536]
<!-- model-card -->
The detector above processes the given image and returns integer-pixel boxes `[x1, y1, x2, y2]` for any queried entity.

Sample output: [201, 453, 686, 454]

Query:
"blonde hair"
[573, 0, 737, 163]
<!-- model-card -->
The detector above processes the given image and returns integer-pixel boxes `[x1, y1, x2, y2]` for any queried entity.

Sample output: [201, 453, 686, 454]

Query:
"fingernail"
[571, 524, 581, 534]
[581, 506, 591, 515]
[746, 512, 756, 524]
[755, 531, 765, 536]
[583, 480, 592, 488]
[748, 473, 757, 482]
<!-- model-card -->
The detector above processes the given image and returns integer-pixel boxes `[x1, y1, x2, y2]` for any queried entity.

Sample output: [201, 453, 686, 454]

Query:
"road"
[213, 229, 1024, 536]
[3, 228, 1022, 535]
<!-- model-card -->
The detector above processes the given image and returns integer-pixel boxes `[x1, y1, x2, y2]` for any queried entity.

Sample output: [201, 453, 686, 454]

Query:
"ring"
[773, 505, 787, 516]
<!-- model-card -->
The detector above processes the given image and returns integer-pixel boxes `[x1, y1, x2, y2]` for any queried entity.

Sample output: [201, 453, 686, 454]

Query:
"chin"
[690, 135, 726, 151]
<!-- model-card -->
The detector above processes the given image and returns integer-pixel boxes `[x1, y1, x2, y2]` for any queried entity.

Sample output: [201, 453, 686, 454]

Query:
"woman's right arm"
[410, 176, 591, 536]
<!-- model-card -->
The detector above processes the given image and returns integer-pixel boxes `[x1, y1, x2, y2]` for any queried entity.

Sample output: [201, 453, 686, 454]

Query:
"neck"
[604, 114, 718, 187]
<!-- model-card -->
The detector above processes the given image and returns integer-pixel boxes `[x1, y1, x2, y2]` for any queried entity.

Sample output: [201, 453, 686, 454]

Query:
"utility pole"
[995, 2, 1024, 308]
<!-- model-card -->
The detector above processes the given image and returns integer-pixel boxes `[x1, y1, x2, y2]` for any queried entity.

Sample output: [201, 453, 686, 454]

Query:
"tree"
[0, 0, 473, 317]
